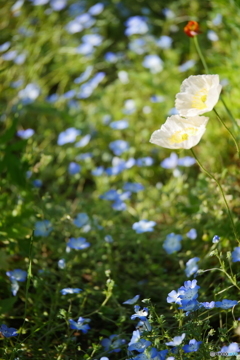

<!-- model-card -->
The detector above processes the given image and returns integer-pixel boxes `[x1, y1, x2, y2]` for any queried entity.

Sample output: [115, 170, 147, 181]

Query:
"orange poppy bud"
[184, 21, 201, 37]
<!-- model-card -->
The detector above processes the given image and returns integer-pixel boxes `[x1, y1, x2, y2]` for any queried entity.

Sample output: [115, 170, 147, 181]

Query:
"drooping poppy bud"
[184, 21, 201, 37]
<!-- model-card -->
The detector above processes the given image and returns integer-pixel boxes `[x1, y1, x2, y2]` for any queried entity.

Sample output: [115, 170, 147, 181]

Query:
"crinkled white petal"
[150, 115, 209, 149]
[175, 74, 222, 116]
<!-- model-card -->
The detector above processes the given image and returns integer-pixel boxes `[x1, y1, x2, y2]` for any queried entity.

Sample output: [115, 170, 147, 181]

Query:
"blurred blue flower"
[215, 299, 238, 309]
[150, 95, 165, 103]
[123, 99, 136, 114]
[34, 220, 53, 237]
[74, 66, 93, 84]
[14, 53, 27, 65]
[58, 259, 66, 269]
[77, 72, 105, 98]
[66, 20, 83, 34]
[167, 290, 184, 305]
[123, 182, 144, 193]
[62, 90, 76, 99]
[129, 38, 147, 55]
[186, 228, 197, 240]
[16, 128, 35, 139]
[32, 179, 42, 187]
[76, 43, 94, 55]
[161, 153, 178, 169]
[221, 342, 240, 354]
[162, 8, 175, 19]
[168, 107, 179, 115]
[60, 288, 82, 295]
[88, 3, 104, 15]
[182, 339, 202, 353]
[128, 331, 151, 353]
[2, 50, 17, 61]
[104, 235, 114, 243]
[105, 51, 118, 63]
[69, 317, 90, 333]
[185, 257, 200, 277]
[200, 301, 215, 309]
[112, 200, 127, 211]
[207, 30, 219, 42]
[178, 60, 196, 72]
[232, 247, 240, 262]
[68, 162, 81, 175]
[212, 235, 220, 243]
[101, 334, 126, 353]
[110, 120, 129, 130]
[11, 79, 23, 88]
[132, 220, 156, 234]
[123, 294, 140, 305]
[125, 16, 148, 36]
[131, 305, 149, 321]
[100, 189, 120, 201]
[0, 42, 11, 52]
[10, 280, 19, 296]
[178, 156, 195, 166]
[156, 35, 172, 49]
[92, 166, 104, 176]
[6, 269, 27, 282]
[179, 299, 200, 312]
[136, 157, 154, 166]
[165, 333, 185, 346]
[0, 324, 18, 338]
[46, 93, 59, 103]
[73, 213, 89, 227]
[109, 140, 129, 155]
[18, 83, 40, 104]
[66, 14, 95, 33]
[67, 237, 90, 250]
[212, 14, 222, 26]
[76, 152, 93, 160]
[29, 0, 49, 5]
[150, 348, 168, 360]
[142, 55, 163, 73]
[82, 33, 103, 46]
[163, 233, 182, 254]
[57, 127, 81, 145]
[50, 0, 67, 11]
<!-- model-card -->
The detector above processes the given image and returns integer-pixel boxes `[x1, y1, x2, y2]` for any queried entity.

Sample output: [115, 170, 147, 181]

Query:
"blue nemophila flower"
[67, 237, 90, 250]
[109, 140, 129, 155]
[0, 41, 11, 52]
[179, 299, 200, 312]
[0, 324, 18, 337]
[18, 83, 40, 104]
[88, 3, 104, 15]
[182, 339, 202, 353]
[212, 235, 220, 243]
[6, 269, 27, 282]
[16, 128, 35, 139]
[123, 294, 140, 305]
[132, 220, 156, 234]
[34, 220, 53, 237]
[57, 128, 81, 145]
[200, 301, 215, 309]
[221, 343, 240, 354]
[58, 259, 66, 269]
[163, 233, 182, 254]
[74, 66, 93, 84]
[60, 288, 82, 295]
[128, 330, 151, 353]
[101, 334, 126, 353]
[110, 120, 129, 130]
[100, 189, 119, 201]
[232, 247, 240, 262]
[125, 16, 148, 36]
[69, 317, 90, 333]
[185, 257, 200, 277]
[50, 0, 67, 11]
[215, 299, 238, 309]
[73, 213, 89, 228]
[186, 228, 197, 240]
[136, 319, 152, 333]
[92, 166, 104, 176]
[150, 95, 165, 103]
[76, 152, 93, 161]
[165, 333, 185, 346]
[11, 281, 19, 296]
[123, 99, 136, 114]
[178, 156, 196, 167]
[131, 305, 148, 321]
[161, 153, 178, 169]
[105, 51, 118, 63]
[68, 162, 81, 175]
[142, 55, 163, 74]
[112, 200, 127, 211]
[129, 38, 147, 55]
[105, 157, 135, 176]
[150, 347, 168, 360]
[156, 35, 173, 49]
[167, 289, 185, 305]
[2, 50, 17, 61]
[32, 179, 42, 188]
[179, 282, 200, 301]
[104, 235, 114, 243]
[75, 134, 91, 148]
[123, 182, 144, 193]
[178, 60, 196, 73]
[29, 0, 49, 5]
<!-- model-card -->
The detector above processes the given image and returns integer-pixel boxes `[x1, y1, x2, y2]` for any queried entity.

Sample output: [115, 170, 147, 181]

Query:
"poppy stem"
[213, 108, 240, 158]
[190, 149, 239, 244]
[193, 36, 209, 74]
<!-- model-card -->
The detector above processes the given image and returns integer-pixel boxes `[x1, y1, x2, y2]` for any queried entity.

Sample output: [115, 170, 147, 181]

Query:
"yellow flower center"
[169, 127, 198, 144]
[192, 88, 208, 110]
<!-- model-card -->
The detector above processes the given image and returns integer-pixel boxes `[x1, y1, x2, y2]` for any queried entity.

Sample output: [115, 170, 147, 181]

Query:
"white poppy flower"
[175, 75, 222, 116]
[150, 115, 209, 149]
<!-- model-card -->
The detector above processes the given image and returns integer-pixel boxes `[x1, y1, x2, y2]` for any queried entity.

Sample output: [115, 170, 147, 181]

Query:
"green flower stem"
[190, 149, 239, 244]
[220, 97, 240, 130]
[193, 36, 209, 74]
[213, 108, 240, 158]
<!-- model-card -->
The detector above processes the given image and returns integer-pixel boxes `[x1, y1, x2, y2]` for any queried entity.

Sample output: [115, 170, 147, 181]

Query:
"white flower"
[175, 75, 222, 116]
[150, 115, 209, 149]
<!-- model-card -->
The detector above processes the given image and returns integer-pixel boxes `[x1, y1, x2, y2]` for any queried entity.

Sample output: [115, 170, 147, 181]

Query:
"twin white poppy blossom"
[150, 75, 222, 149]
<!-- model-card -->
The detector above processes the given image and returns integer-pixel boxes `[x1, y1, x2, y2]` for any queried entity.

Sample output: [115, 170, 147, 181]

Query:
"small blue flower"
[34, 220, 53, 237]
[18, 83, 40, 104]
[167, 290, 184, 305]
[69, 317, 90, 333]
[212, 235, 220, 243]
[110, 120, 129, 130]
[177, 156, 196, 167]
[132, 220, 156, 234]
[123, 182, 144, 193]
[185, 257, 200, 277]
[207, 30, 219, 42]
[16, 128, 35, 139]
[131, 305, 148, 321]
[220, 343, 240, 354]
[0, 324, 18, 337]
[74, 66, 93, 84]
[200, 301, 215, 309]
[215, 299, 238, 309]
[104, 235, 114, 243]
[156, 35, 172, 49]
[68, 162, 81, 175]
[163, 233, 182, 255]
[179, 299, 200, 312]
[128, 330, 151, 353]
[125, 16, 148, 36]
[179, 286, 199, 302]
[11, 281, 19, 296]
[58, 259, 66, 269]
[136, 157, 154, 166]
[75, 134, 91, 148]
[232, 247, 240, 262]
[6, 269, 27, 282]
[161, 153, 178, 169]
[60, 288, 82, 295]
[142, 55, 163, 74]
[105, 51, 118, 63]
[57, 128, 81, 146]
[50, 0, 67, 11]
[178, 60, 196, 73]
[73, 213, 89, 227]
[165, 333, 186, 346]
[150, 348, 168, 360]
[182, 339, 202, 353]
[112, 200, 127, 211]
[186, 228, 197, 240]
[88, 3, 104, 15]
[32, 179, 42, 188]
[123, 294, 140, 305]
[91, 166, 104, 176]
[109, 140, 129, 155]
[101, 334, 126, 353]
[67, 237, 90, 250]
[100, 189, 120, 201]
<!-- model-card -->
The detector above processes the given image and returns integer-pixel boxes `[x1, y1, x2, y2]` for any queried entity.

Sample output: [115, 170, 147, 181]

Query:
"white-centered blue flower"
[165, 333, 186, 346]
[60, 288, 82, 295]
[123, 294, 140, 305]
[57, 128, 81, 145]
[67, 237, 90, 250]
[142, 55, 163, 74]
[163, 233, 182, 254]
[132, 220, 156, 234]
